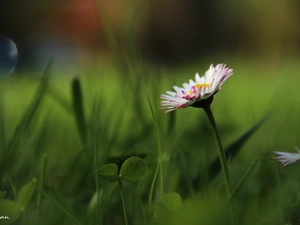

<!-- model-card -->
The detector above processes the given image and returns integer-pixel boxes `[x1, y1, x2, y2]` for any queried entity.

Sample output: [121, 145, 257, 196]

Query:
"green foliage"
[1, 57, 300, 225]
[205, 112, 271, 185]
[98, 157, 147, 183]
[36, 154, 46, 207]
[0, 191, 6, 201]
[98, 163, 119, 182]
[224, 158, 259, 208]
[3, 59, 53, 161]
[16, 177, 36, 210]
[119, 156, 147, 182]
[0, 200, 21, 225]
[71, 77, 88, 148]
[162, 192, 182, 212]
[8, 179, 16, 201]
[0, 179, 37, 225]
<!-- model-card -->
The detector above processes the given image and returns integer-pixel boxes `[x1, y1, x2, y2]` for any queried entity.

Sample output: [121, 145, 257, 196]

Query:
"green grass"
[1, 56, 300, 225]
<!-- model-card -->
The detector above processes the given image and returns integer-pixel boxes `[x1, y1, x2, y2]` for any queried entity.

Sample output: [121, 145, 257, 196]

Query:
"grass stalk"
[118, 179, 129, 225]
[93, 142, 102, 222]
[40, 190, 83, 225]
[37, 154, 46, 207]
[147, 95, 164, 218]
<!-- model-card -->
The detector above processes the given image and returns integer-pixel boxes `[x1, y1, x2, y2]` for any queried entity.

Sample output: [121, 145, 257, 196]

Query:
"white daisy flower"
[160, 64, 233, 113]
[272, 147, 300, 167]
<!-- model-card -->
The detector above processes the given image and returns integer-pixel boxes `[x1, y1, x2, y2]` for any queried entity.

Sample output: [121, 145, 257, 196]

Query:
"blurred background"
[1, 1, 300, 224]
[0, 0, 299, 73]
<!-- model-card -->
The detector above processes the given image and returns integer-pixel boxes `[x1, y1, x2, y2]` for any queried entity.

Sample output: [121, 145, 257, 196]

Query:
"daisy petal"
[160, 64, 233, 112]
[272, 147, 300, 167]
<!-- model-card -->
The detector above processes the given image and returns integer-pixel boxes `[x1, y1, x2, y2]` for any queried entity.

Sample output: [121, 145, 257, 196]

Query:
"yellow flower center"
[189, 83, 210, 94]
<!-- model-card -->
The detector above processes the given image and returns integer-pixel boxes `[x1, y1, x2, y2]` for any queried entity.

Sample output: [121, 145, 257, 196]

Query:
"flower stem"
[118, 179, 129, 225]
[203, 105, 232, 197]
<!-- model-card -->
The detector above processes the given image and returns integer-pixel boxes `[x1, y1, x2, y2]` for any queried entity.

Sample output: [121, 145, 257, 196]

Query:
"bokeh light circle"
[0, 36, 18, 77]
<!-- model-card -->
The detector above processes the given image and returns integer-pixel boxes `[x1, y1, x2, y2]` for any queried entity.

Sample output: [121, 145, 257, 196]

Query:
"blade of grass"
[63, 150, 93, 194]
[4, 59, 54, 160]
[71, 77, 88, 148]
[93, 141, 102, 222]
[206, 112, 271, 184]
[210, 159, 259, 225]
[37, 154, 46, 208]
[224, 158, 259, 208]
[147, 94, 164, 218]
[178, 148, 196, 197]
[8, 178, 17, 200]
[0, 97, 5, 155]
[139, 198, 147, 225]
[47, 86, 72, 114]
[39, 190, 83, 225]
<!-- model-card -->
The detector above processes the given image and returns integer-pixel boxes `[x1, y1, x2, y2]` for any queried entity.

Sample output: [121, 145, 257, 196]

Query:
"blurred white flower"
[272, 147, 300, 167]
[160, 64, 233, 113]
